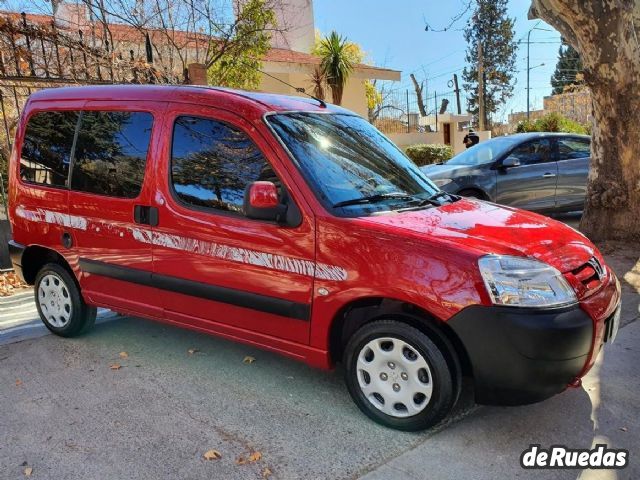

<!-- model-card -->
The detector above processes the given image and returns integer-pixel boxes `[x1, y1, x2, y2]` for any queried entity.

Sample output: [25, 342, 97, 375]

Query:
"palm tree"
[317, 31, 354, 105]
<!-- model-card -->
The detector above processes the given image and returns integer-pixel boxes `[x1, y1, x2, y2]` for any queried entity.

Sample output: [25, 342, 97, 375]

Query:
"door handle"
[542, 173, 556, 178]
[134, 205, 159, 226]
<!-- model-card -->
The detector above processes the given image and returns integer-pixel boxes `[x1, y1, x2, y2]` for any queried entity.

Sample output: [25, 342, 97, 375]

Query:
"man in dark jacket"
[463, 128, 480, 149]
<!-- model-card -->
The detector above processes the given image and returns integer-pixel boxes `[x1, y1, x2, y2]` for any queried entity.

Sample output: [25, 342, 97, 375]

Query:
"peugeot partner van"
[7, 86, 621, 431]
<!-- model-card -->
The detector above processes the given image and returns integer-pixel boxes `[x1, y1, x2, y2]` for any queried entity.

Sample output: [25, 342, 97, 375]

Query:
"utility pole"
[526, 26, 551, 119]
[453, 73, 462, 115]
[478, 42, 485, 131]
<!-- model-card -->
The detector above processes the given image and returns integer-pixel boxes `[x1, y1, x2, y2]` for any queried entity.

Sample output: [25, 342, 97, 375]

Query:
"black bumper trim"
[7, 240, 26, 281]
[447, 304, 593, 405]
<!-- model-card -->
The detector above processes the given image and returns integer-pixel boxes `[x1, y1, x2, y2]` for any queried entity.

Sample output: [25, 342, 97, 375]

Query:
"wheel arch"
[20, 245, 75, 285]
[328, 297, 473, 382]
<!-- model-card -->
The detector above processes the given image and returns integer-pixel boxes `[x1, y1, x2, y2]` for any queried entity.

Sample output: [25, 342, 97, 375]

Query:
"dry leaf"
[235, 456, 247, 465]
[262, 467, 272, 478]
[188, 348, 199, 355]
[109, 364, 121, 370]
[24, 467, 33, 477]
[248, 451, 262, 462]
[243, 356, 256, 364]
[620, 427, 628, 432]
[203, 449, 221, 461]
[15, 379, 22, 386]
[119, 352, 129, 359]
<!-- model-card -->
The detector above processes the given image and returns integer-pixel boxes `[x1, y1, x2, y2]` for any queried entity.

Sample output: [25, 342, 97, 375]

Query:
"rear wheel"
[35, 263, 96, 337]
[344, 320, 455, 431]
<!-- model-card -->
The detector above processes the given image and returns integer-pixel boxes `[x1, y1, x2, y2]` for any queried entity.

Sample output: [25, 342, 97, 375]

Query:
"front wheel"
[35, 263, 96, 337]
[344, 320, 455, 431]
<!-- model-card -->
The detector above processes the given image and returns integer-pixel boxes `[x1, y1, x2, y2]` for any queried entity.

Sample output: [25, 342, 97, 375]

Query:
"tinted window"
[267, 113, 439, 217]
[20, 111, 79, 187]
[557, 138, 590, 160]
[509, 139, 552, 165]
[171, 116, 275, 214]
[70, 111, 153, 198]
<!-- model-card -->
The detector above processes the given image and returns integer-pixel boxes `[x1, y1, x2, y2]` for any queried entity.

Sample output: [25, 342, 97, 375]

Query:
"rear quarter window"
[70, 111, 153, 198]
[20, 110, 79, 188]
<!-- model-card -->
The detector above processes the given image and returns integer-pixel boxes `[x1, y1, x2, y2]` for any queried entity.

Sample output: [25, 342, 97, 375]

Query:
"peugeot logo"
[588, 257, 605, 281]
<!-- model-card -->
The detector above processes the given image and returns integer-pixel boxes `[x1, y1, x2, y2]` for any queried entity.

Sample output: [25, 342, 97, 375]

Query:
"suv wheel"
[344, 320, 455, 431]
[35, 263, 96, 337]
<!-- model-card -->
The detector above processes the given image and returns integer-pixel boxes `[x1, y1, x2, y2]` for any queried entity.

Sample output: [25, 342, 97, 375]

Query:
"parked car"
[8, 86, 620, 431]
[422, 132, 591, 213]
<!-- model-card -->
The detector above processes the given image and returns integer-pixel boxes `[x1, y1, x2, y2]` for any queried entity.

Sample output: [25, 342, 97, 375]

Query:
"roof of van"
[26, 84, 351, 116]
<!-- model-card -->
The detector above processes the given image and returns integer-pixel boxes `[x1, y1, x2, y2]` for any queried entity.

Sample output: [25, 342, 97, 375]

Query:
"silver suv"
[422, 132, 590, 213]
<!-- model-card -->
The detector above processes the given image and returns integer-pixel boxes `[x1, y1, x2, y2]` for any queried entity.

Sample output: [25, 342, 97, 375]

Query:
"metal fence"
[0, 12, 184, 268]
[373, 88, 467, 135]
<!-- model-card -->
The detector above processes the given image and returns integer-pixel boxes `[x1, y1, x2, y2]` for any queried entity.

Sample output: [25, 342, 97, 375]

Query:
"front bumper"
[448, 274, 620, 406]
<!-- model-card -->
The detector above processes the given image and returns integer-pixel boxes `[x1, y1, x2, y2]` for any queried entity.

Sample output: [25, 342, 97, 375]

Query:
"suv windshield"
[267, 112, 440, 217]
[447, 136, 520, 166]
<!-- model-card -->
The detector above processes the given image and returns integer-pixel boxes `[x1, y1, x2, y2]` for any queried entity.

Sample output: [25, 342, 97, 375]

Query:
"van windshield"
[266, 112, 440, 217]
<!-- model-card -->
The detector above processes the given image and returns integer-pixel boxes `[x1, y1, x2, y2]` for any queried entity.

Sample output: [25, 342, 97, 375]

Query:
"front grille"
[571, 257, 605, 292]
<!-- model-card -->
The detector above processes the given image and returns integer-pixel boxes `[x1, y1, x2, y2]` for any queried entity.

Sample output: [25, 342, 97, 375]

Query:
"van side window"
[20, 111, 79, 188]
[171, 116, 277, 214]
[70, 111, 153, 198]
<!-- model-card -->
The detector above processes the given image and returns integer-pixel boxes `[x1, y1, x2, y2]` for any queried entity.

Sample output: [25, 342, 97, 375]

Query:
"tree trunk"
[410, 74, 428, 117]
[529, 0, 640, 241]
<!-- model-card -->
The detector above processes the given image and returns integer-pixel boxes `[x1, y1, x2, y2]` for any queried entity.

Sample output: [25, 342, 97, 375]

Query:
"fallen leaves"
[187, 348, 199, 355]
[118, 352, 129, 359]
[243, 356, 256, 365]
[620, 427, 628, 432]
[248, 451, 262, 462]
[0, 272, 27, 297]
[15, 379, 22, 386]
[262, 467, 272, 478]
[23, 466, 33, 477]
[203, 449, 222, 461]
[109, 364, 121, 370]
[236, 451, 262, 465]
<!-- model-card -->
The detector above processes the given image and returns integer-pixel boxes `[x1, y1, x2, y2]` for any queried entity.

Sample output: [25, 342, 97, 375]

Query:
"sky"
[314, 0, 563, 123]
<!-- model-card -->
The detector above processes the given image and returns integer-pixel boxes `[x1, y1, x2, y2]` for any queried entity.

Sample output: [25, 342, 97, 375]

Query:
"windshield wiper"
[332, 192, 416, 208]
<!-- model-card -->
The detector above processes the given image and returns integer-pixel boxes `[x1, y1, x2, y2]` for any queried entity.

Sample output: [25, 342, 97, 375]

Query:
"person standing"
[463, 128, 480, 148]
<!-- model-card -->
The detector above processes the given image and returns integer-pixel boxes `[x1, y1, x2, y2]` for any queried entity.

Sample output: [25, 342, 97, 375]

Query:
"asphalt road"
[1, 225, 638, 479]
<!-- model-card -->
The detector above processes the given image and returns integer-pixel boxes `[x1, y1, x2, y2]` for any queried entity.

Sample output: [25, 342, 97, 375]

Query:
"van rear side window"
[71, 111, 153, 198]
[20, 111, 79, 188]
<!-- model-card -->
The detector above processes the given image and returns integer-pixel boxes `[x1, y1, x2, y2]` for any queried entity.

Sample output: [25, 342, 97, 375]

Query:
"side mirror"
[501, 156, 521, 168]
[243, 181, 282, 222]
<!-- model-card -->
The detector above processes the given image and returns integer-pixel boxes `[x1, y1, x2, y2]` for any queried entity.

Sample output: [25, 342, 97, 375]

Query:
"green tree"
[315, 31, 355, 105]
[462, 0, 518, 128]
[207, 0, 276, 90]
[550, 41, 583, 94]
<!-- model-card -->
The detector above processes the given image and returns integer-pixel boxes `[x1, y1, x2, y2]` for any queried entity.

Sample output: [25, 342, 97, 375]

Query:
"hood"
[357, 199, 595, 273]
[420, 163, 464, 179]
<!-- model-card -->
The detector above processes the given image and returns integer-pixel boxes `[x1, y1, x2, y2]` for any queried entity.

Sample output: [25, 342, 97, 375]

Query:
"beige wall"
[387, 130, 491, 154]
[258, 70, 369, 117]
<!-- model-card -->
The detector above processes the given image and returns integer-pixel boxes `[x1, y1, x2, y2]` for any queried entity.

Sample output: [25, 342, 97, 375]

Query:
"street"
[1, 241, 638, 480]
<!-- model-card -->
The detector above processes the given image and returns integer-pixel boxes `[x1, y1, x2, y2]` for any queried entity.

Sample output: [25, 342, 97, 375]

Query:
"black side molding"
[79, 258, 310, 321]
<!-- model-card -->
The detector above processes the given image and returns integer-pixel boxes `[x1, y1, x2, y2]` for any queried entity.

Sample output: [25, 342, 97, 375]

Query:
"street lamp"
[526, 26, 551, 119]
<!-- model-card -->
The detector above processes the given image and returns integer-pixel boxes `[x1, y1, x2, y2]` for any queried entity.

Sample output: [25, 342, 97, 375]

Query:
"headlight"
[478, 255, 577, 307]
[432, 178, 453, 188]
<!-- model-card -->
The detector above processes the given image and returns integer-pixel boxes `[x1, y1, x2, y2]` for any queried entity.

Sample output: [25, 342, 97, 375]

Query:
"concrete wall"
[387, 130, 492, 154]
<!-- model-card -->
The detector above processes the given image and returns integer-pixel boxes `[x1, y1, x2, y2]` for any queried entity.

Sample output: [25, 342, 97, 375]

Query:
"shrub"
[516, 112, 589, 135]
[405, 143, 454, 167]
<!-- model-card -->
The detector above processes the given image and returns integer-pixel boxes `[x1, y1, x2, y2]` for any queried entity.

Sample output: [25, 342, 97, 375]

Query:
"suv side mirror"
[243, 181, 283, 222]
[501, 156, 521, 168]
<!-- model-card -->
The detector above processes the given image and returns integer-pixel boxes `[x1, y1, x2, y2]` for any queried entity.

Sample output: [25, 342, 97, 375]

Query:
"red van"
[7, 86, 621, 431]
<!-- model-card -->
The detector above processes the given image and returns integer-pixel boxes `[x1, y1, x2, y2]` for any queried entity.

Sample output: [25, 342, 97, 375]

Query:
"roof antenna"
[256, 68, 327, 108]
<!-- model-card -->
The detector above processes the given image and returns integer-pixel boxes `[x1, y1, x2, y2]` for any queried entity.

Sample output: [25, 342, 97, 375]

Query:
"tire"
[34, 263, 97, 337]
[458, 189, 483, 200]
[344, 320, 455, 431]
